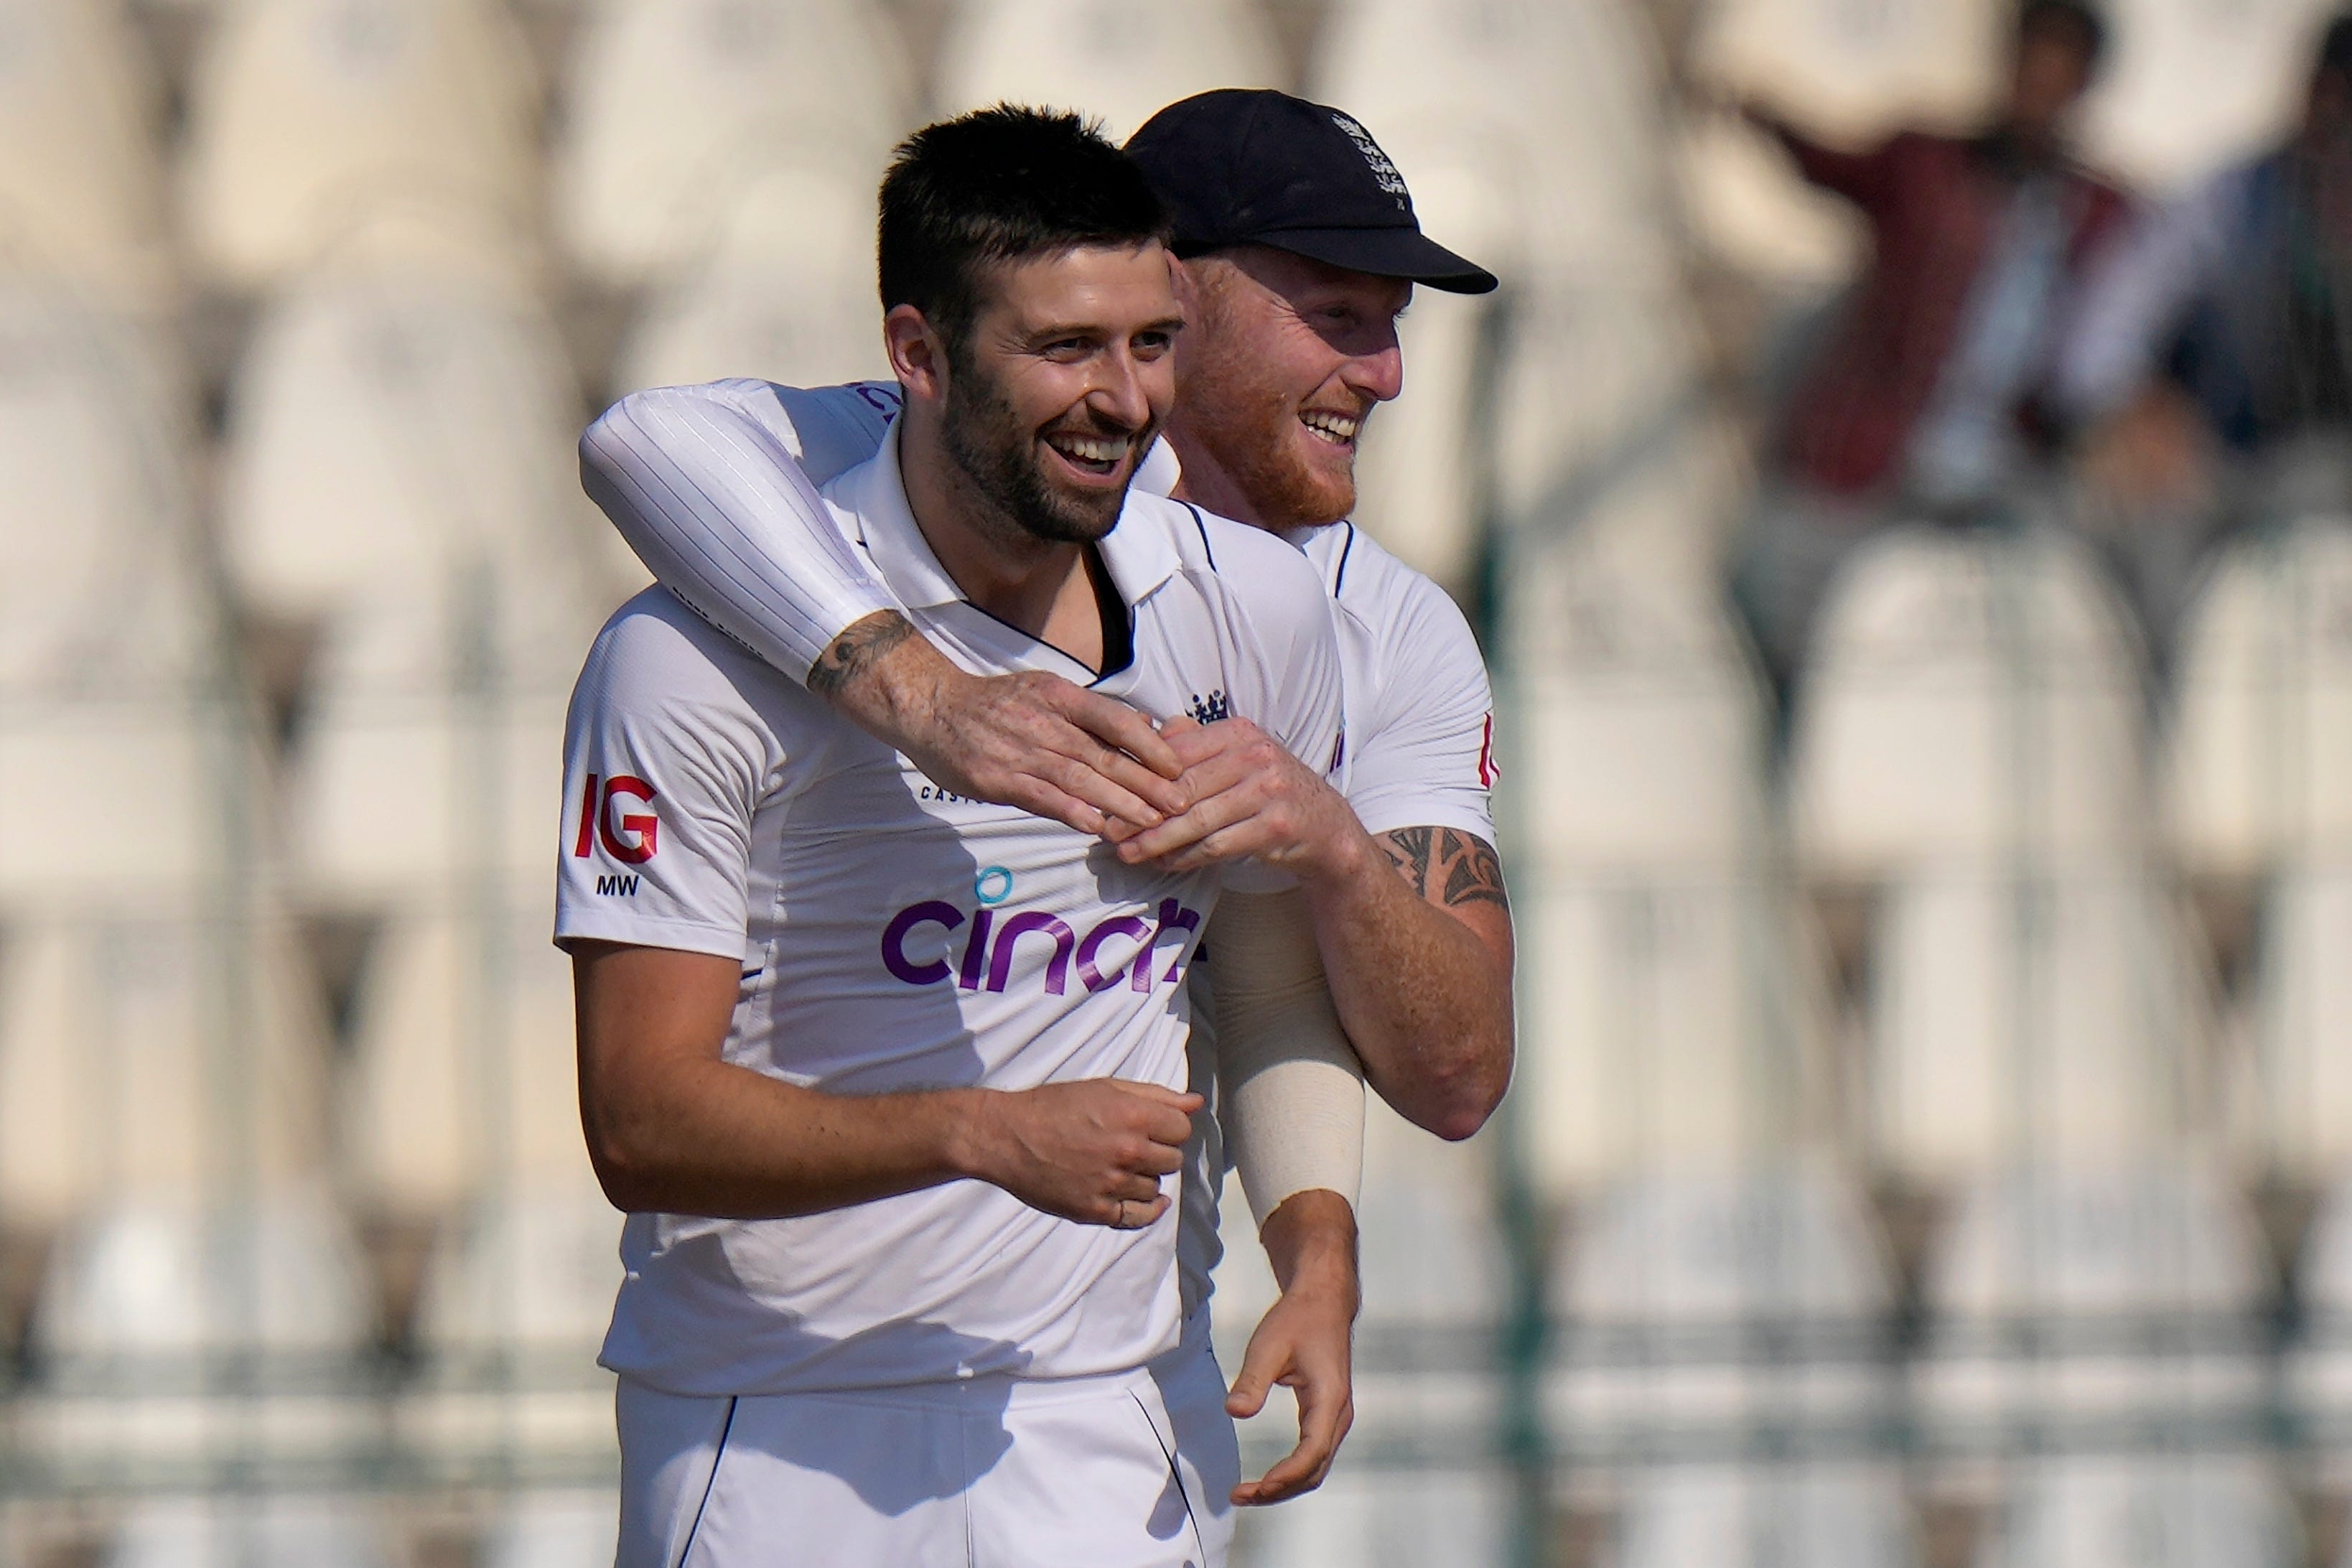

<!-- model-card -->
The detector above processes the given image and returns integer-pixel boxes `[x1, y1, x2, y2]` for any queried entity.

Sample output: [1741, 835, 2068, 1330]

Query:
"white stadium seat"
[1517, 879, 1841, 1195]
[219, 270, 611, 632]
[1972, 1456, 2302, 1568]
[0, 284, 210, 697]
[2249, 867, 2352, 1180]
[1865, 870, 2216, 1181]
[1546, 1166, 1898, 1468]
[0, 906, 333, 1229]
[1240, 1466, 1514, 1568]
[2078, 0, 2341, 193]
[1687, 0, 2006, 144]
[1503, 543, 1837, 1192]
[284, 578, 587, 910]
[1911, 1165, 2269, 1465]
[615, 165, 888, 396]
[2164, 517, 2352, 879]
[179, 0, 541, 288]
[1607, 1465, 1921, 1568]
[1490, 292, 1747, 579]
[106, 1496, 395, 1568]
[1508, 548, 1768, 872]
[1672, 115, 1862, 291]
[554, 0, 914, 289]
[25, 1192, 380, 1474]
[342, 904, 590, 1219]
[1790, 528, 2148, 882]
[1312, 0, 1677, 291]
[401, 1185, 622, 1468]
[0, 0, 172, 306]
[934, 0, 1281, 142]
[482, 1490, 621, 1568]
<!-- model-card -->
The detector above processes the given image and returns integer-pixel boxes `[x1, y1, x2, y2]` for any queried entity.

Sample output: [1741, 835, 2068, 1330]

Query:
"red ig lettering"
[572, 774, 659, 864]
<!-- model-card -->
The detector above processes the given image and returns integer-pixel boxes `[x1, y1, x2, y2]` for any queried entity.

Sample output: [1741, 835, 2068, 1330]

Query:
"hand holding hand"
[1115, 717, 1363, 879]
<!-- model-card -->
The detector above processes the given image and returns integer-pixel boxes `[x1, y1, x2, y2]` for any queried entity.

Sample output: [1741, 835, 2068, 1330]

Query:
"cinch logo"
[880, 895, 1205, 997]
[595, 873, 640, 897]
[572, 773, 659, 864]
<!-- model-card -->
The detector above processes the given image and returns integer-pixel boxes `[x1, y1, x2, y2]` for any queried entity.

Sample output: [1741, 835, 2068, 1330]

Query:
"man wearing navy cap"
[579, 88, 1514, 1556]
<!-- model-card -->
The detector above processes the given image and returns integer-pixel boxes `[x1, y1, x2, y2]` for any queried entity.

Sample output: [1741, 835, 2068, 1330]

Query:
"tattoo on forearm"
[1379, 826, 1508, 910]
[808, 612, 918, 700]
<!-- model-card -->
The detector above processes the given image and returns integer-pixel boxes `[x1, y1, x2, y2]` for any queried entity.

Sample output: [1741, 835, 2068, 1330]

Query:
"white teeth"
[1050, 434, 1129, 464]
[1300, 411, 1361, 444]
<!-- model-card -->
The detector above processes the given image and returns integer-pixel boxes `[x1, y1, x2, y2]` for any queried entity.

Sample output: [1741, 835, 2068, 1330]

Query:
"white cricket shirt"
[556, 424, 1343, 1398]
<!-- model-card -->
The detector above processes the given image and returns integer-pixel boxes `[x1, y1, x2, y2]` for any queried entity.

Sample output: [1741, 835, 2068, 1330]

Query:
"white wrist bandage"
[1208, 890, 1366, 1227]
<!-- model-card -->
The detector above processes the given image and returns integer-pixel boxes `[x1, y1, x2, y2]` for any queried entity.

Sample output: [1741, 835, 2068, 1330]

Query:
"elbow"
[1413, 1049, 1513, 1144]
[1420, 1027, 1516, 1143]
[581, 1106, 671, 1213]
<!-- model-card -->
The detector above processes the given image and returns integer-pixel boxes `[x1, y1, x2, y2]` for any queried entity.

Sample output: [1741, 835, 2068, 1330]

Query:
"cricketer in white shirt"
[560, 418, 1343, 1565]
[577, 377, 1501, 1551]
[581, 378, 1499, 1300]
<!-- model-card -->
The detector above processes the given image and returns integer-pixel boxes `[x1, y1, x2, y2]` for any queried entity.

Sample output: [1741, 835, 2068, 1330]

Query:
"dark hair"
[2018, 0, 2108, 68]
[2316, 9, 2352, 84]
[877, 106, 1170, 353]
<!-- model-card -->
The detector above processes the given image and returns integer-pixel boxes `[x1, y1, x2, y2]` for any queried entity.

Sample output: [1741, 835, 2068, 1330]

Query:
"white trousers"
[616, 1327, 1238, 1568]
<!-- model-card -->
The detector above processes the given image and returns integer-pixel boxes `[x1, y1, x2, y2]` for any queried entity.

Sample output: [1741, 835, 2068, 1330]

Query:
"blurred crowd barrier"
[5, 0, 2352, 1565]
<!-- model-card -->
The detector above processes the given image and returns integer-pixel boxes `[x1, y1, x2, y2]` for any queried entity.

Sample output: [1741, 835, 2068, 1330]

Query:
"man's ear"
[884, 304, 949, 403]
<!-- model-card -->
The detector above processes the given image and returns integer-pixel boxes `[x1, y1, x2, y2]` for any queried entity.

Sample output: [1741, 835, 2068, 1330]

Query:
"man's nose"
[1345, 338, 1406, 405]
[1091, 347, 1162, 430]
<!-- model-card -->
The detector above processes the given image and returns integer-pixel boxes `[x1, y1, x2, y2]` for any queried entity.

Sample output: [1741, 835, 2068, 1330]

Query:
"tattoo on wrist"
[808, 612, 918, 701]
[1379, 826, 1508, 910]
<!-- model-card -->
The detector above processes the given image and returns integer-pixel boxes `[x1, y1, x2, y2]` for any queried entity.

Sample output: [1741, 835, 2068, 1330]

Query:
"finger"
[1111, 1083, 1206, 1114]
[1132, 1142, 1183, 1178]
[1053, 688, 1187, 784]
[1033, 750, 1167, 832]
[1095, 1188, 1169, 1225]
[1152, 821, 1274, 874]
[1117, 783, 1262, 862]
[1140, 1106, 1197, 1149]
[997, 778, 1108, 838]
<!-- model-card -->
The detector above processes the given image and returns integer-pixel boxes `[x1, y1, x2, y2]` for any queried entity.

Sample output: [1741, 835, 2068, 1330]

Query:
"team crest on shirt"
[1185, 689, 1231, 726]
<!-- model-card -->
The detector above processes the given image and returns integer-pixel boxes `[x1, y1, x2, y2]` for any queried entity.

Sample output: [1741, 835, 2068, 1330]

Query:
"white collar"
[828, 421, 1187, 617]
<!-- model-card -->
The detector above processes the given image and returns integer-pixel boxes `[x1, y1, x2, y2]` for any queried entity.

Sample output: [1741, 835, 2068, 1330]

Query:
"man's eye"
[1134, 332, 1172, 355]
[1042, 338, 1091, 359]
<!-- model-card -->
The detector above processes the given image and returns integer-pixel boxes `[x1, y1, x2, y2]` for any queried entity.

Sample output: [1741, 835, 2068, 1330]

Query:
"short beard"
[939, 344, 1131, 546]
[1178, 286, 1358, 528]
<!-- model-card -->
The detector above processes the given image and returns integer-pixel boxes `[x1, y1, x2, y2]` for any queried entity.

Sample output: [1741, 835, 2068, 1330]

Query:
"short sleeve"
[1345, 576, 1498, 843]
[554, 597, 776, 960]
[1200, 518, 1347, 895]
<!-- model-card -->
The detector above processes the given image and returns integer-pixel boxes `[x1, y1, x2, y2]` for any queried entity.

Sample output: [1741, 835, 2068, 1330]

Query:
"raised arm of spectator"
[580, 380, 1188, 836]
[1737, 98, 1903, 213]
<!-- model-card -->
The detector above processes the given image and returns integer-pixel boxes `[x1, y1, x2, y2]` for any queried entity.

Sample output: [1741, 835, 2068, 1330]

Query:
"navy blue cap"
[1125, 89, 1499, 296]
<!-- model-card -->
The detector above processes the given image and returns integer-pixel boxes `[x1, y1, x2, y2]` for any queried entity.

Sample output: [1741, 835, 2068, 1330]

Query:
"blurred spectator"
[2059, 11, 2352, 655]
[1727, 0, 2130, 696]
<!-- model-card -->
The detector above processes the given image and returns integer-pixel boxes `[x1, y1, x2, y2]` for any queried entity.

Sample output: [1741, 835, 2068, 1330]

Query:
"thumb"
[1224, 1321, 1286, 1419]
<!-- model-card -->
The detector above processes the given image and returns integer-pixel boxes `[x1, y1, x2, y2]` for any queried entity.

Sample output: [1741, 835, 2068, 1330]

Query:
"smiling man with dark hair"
[562, 106, 1345, 1567]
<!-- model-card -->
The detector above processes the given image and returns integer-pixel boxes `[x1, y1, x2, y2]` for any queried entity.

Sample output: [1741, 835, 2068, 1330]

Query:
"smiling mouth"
[1043, 431, 1134, 477]
[1300, 409, 1362, 448]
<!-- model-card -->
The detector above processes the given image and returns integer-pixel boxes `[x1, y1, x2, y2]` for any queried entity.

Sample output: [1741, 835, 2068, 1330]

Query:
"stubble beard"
[1178, 315, 1358, 529]
[941, 348, 1132, 547]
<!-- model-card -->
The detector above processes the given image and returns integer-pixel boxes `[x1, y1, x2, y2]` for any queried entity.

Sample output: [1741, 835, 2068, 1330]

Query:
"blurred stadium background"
[6, 0, 2352, 1562]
